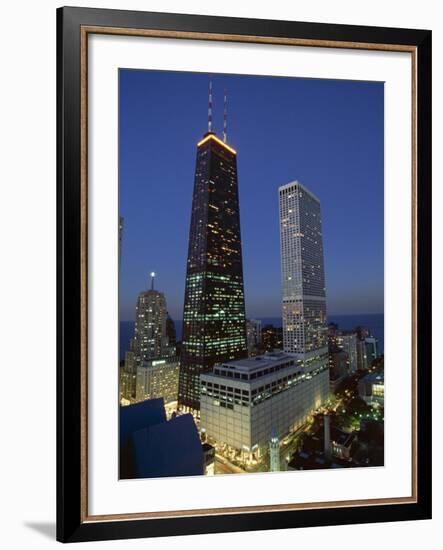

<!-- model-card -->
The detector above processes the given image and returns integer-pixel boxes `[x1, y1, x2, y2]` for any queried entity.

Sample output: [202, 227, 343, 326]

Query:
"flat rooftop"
[217, 351, 302, 373]
[361, 372, 384, 384]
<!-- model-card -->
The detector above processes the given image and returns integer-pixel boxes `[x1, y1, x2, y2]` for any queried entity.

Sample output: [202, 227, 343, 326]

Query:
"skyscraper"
[279, 181, 328, 355]
[124, 273, 171, 374]
[121, 273, 174, 402]
[178, 85, 247, 412]
[278, 180, 329, 397]
[133, 272, 169, 363]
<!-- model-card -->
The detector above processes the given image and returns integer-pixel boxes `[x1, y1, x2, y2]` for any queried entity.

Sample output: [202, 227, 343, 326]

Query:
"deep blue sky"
[119, 69, 384, 322]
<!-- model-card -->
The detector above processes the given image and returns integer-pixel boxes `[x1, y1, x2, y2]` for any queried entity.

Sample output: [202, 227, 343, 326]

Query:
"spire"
[223, 89, 228, 143]
[208, 80, 213, 133]
[150, 271, 155, 290]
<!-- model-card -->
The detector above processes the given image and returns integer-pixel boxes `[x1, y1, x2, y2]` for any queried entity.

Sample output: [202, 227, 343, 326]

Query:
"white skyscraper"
[279, 181, 328, 356]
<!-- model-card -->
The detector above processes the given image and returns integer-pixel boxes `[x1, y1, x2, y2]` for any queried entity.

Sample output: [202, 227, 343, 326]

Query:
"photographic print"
[118, 70, 384, 479]
[57, 8, 431, 541]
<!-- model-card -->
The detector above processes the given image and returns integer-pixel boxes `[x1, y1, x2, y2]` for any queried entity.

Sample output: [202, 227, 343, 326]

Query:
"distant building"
[337, 332, 358, 373]
[329, 350, 348, 392]
[328, 325, 358, 376]
[200, 351, 328, 455]
[135, 356, 179, 404]
[365, 337, 378, 366]
[132, 273, 170, 364]
[355, 328, 378, 370]
[120, 399, 204, 479]
[261, 324, 283, 351]
[356, 338, 368, 371]
[246, 318, 262, 355]
[358, 372, 384, 405]
[166, 314, 177, 349]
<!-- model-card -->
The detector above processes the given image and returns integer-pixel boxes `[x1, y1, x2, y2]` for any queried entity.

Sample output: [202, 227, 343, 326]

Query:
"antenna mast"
[208, 80, 213, 133]
[223, 89, 228, 143]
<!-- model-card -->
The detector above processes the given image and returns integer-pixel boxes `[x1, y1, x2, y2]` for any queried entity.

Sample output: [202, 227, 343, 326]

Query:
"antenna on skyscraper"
[223, 89, 228, 143]
[150, 271, 155, 290]
[208, 80, 213, 133]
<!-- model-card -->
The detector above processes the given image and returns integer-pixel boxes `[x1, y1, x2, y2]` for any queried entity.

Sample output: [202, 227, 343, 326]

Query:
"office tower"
[126, 273, 170, 370]
[279, 181, 327, 355]
[178, 85, 247, 412]
[278, 180, 329, 397]
[132, 272, 169, 363]
[121, 273, 171, 402]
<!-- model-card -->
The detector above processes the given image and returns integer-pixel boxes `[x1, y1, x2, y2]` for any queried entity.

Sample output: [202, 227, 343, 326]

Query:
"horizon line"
[120, 312, 384, 323]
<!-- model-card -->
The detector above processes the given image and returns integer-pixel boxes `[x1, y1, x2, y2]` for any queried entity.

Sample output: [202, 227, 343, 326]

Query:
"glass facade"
[178, 133, 248, 411]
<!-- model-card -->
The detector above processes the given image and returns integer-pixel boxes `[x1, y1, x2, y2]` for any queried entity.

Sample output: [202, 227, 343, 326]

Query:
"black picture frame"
[57, 6, 432, 543]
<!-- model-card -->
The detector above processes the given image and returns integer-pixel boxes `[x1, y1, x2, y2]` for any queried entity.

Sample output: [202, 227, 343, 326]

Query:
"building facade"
[133, 285, 169, 364]
[178, 129, 248, 412]
[135, 356, 180, 404]
[365, 337, 378, 366]
[278, 181, 329, 402]
[246, 318, 262, 355]
[358, 372, 384, 405]
[200, 351, 328, 452]
[328, 324, 358, 375]
[279, 181, 328, 355]
[338, 332, 358, 373]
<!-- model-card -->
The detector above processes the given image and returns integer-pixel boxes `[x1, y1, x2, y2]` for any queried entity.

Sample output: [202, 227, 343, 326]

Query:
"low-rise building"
[200, 350, 329, 455]
[358, 372, 384, 405]
[119, 398, 204, 479]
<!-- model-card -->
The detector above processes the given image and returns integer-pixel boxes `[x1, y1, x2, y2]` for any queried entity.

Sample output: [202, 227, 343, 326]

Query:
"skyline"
[119, 69, 384, 321]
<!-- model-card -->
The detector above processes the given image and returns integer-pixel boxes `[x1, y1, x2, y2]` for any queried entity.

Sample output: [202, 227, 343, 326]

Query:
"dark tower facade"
[178, 129, 248, 412]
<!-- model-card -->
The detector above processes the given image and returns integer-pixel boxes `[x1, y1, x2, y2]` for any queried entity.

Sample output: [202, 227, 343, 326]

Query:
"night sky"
[119, 69, 384, 322]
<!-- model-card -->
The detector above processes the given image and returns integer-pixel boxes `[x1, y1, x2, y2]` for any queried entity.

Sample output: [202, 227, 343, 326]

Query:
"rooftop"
[278, 180, 320, 203]
[218, 351, 302, 373]
[361, 372, 384, 384]
[197, 132, 237, 155]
